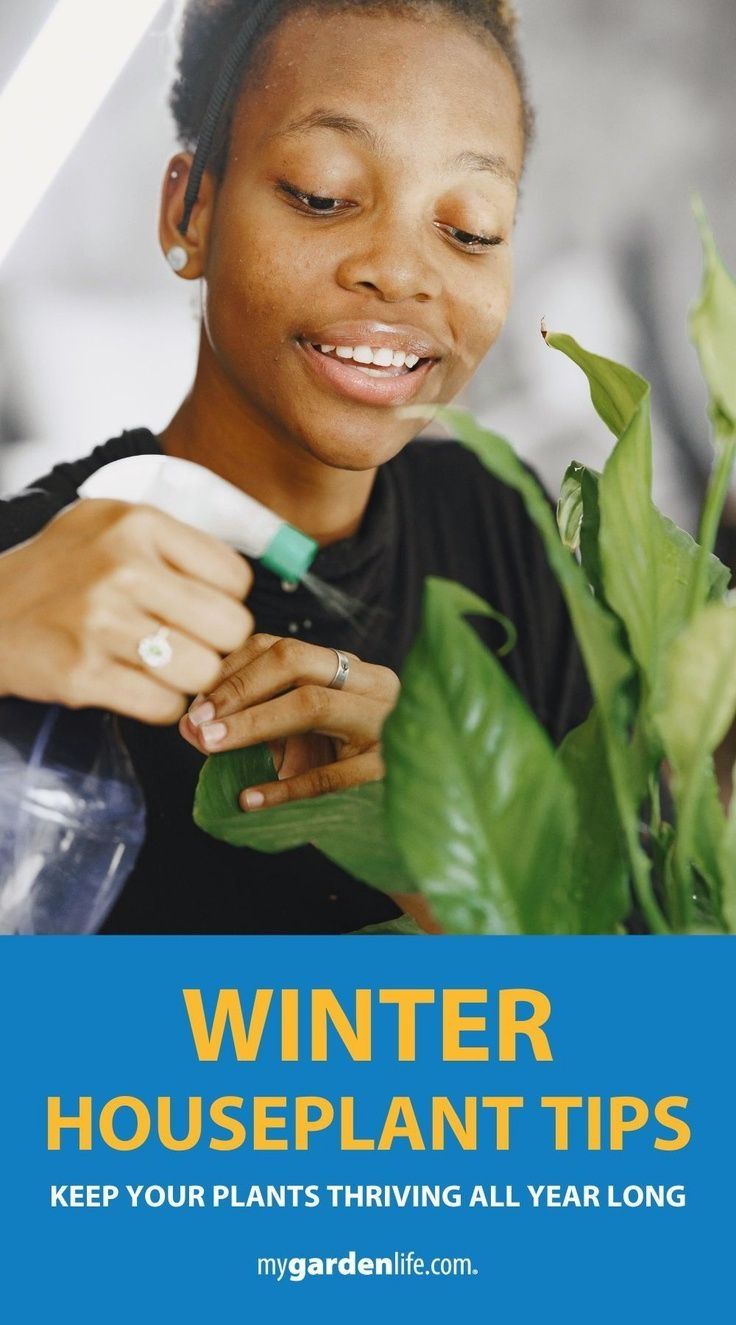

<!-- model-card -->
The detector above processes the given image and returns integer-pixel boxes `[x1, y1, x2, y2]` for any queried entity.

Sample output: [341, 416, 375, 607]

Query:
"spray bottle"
[0, 456, 318, 934]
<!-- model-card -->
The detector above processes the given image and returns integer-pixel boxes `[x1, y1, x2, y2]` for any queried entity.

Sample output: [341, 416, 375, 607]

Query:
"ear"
[158, 153, 217, 280]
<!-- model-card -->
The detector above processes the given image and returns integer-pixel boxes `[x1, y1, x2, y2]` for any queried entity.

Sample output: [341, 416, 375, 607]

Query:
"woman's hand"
[180, 633, 400, 808]
[180, 632, 443, 933]
[0, 499, 253, 723]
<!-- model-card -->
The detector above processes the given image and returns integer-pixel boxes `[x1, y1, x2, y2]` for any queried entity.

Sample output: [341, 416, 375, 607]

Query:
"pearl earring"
[166, 245, 188, 273]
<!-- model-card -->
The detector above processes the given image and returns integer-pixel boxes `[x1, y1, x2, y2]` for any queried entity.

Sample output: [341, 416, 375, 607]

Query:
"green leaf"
[543, 330, 650, 438]
[689, 196, 736, 433]
[655, 600, 736, 927]
[687, 202, 736, 616]
[194, 745, 415, 895]
[557, 461, 606, 600]
[687, 763, 729, 932]
[402, 405, 634, 726]
[601, 414, 702, 701]
[557, 462, 585, 552]
[559, 459, 728, 611]
[557, 708, 631, 933]
[546, 332, 729, 709]
[383, 577, 579, 935]
[657, 601, 736, 772]
[660, 762, 728, 934]
[718, 772, 736, 933]
[545, 336, 654, 701]
[659, 514, 731, 603]
[401, 403, 661, 929]
[352, 915, 427, 936]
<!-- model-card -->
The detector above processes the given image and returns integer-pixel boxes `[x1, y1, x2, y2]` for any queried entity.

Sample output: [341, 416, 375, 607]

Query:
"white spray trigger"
[77, 454, 317, 582]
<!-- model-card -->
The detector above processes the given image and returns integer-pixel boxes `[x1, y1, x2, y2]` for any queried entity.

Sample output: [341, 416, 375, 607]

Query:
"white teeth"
[312, 342, 424, 369]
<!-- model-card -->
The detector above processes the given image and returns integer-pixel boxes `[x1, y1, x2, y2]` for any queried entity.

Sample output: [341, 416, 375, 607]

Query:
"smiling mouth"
[301, 340, 431, 375]
[295, 336, 439, 406]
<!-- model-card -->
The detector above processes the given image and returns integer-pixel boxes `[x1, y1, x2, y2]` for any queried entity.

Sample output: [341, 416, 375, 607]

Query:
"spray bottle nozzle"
[77, 454, 318, 584]
[263, 523, 317, 583]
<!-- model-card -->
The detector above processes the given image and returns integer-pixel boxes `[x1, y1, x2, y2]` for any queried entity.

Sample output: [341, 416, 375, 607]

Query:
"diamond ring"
[137, 626, 173, 670]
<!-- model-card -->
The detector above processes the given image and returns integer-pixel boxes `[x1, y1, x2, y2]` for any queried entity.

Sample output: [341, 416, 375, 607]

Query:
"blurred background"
[0, 0, 734, 534]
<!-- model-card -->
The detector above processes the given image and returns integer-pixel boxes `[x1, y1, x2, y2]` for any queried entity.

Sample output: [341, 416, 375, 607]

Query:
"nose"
[335, 209, 443, 304]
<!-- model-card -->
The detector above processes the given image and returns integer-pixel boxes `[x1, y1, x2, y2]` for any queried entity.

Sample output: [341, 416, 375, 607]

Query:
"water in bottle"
[0, 700, 145, 934]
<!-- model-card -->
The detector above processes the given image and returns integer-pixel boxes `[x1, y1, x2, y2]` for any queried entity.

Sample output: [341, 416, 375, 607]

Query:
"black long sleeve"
[0, 429, 591, 932]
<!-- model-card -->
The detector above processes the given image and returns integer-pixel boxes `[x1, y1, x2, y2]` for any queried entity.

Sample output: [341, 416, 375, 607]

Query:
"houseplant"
[194, 204, 736, 936]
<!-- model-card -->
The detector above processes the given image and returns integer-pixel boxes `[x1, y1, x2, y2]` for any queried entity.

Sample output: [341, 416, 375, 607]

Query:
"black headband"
[178, 0, 275, 237]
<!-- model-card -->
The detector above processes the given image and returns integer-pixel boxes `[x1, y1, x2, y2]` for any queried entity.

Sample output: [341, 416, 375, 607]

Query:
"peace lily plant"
[195, 204, 736, 936]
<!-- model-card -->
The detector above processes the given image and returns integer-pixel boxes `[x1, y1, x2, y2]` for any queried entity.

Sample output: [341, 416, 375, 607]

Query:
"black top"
[0, 429, 591, 933]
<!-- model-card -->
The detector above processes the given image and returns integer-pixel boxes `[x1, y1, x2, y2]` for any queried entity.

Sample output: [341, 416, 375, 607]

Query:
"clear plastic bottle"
[0, 456, 316, 936]
[0, 700, 145, 934]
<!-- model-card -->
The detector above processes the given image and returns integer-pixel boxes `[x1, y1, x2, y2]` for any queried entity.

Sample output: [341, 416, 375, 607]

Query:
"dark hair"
[170, 0, 534, 236]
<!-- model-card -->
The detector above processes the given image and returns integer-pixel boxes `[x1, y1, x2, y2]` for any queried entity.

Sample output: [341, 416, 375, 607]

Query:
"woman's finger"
[121, 505, 254, 601]
[190, 636, 399, 723]
[239, 750, 384, 810]
[187, 632, 279, 723]
[131, 562, 254, 656]
[67, 661, 187, 726]
[217, 633, 281, 679]
[105, 612, 225, 698]
[193, 686, 388, 753]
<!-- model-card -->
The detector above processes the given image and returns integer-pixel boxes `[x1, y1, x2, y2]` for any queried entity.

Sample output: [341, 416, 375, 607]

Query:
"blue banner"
[1, 937, 731, 1322]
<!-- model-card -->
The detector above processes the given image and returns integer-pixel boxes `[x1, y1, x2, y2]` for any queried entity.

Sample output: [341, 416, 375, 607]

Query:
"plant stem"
[602, 731, 670, 934]
[630, 841, 670, 933]
[671, 427, 736, 928]
[649, 771, 662, 838]
[688, 428, 736, 617]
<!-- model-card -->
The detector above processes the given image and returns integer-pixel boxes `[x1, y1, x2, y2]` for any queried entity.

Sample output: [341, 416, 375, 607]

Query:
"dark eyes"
[436, 224, 503, 252]
[278, 180, 348, 214]
[276, 179, 503, 253]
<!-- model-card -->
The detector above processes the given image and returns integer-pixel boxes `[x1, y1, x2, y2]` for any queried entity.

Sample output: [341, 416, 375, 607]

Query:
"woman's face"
[192, 8, 524, 470]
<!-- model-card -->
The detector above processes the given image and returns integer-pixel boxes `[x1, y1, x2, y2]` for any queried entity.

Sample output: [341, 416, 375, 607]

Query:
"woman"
[0, 0, 589, 933]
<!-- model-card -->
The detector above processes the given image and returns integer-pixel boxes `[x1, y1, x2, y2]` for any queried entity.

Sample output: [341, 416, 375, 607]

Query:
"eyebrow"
[271, 109, 383, 150]
[270, 108, 517, 183]
[449, 148, 517, 183]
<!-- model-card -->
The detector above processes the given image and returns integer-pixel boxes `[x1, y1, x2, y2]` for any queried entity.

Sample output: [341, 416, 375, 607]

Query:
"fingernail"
[201, 721, 227, 748]
[242, 789, 265, 811]
[189, 700, 215, 727]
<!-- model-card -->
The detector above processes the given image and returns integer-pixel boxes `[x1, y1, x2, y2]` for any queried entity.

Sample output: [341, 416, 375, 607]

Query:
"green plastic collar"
[262, 523, 318, 583]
